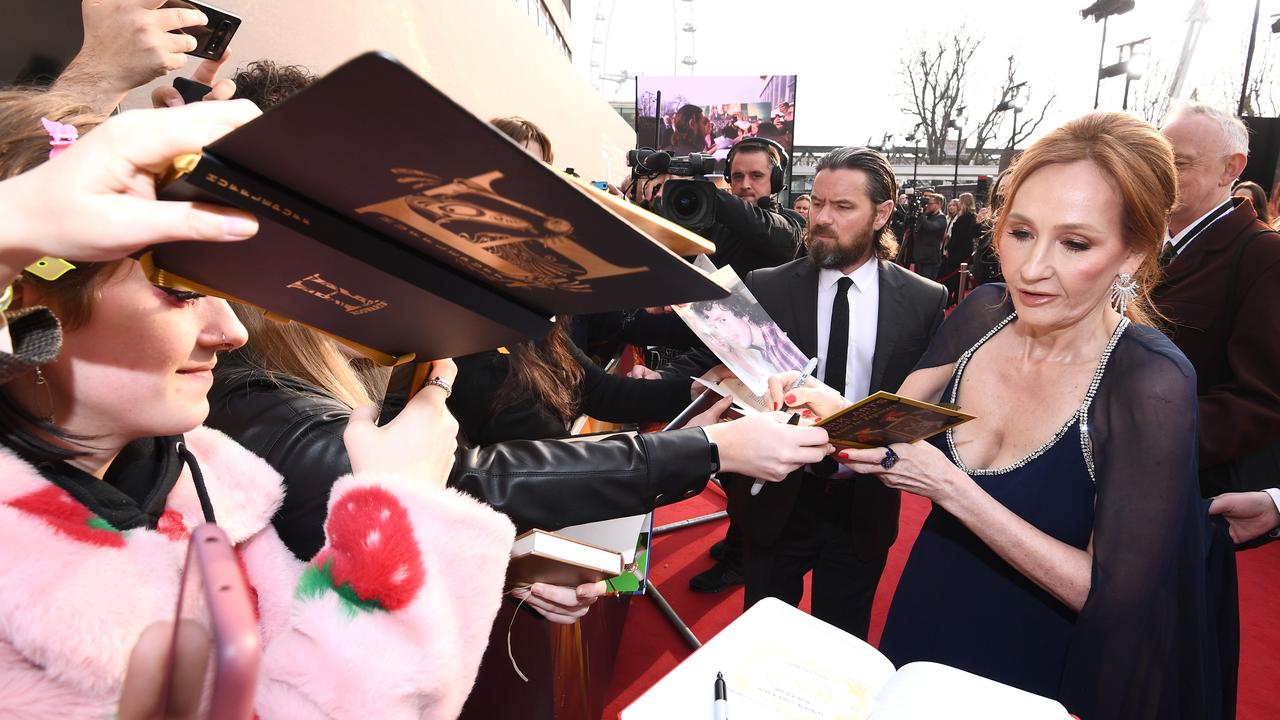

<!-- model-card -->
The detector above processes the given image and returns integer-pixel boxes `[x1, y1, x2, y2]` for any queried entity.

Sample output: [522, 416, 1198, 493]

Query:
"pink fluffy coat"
[0, 426, 515, 719]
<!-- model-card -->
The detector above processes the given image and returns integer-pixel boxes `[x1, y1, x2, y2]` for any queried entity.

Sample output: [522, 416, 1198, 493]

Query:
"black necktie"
[813, 277, 852, 479]
[824, 277, 853, 397]
[1158, 242, 1178, 268]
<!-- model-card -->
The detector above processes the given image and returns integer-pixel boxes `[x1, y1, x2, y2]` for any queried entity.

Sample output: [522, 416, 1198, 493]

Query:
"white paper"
[871, 662, 1069, 720]
[555, 513, 648, 566]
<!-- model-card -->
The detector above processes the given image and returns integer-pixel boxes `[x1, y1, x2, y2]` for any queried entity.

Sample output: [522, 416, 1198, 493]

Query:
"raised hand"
[56, 0, 211, 112]
[151, 50, 238, 108]
[0, 100, 262, 287]
[344, 360, 459, 487]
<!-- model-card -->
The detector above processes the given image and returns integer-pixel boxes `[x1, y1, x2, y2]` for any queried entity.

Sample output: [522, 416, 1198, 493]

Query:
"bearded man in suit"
[673, 147, 947, 636]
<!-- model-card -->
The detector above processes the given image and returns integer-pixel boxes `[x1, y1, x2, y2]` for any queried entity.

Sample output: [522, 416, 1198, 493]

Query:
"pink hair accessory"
[40, 117, 79, 159]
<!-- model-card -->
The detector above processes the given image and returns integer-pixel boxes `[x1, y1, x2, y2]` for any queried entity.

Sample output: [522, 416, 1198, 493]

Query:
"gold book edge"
[137, 251, 416, 367]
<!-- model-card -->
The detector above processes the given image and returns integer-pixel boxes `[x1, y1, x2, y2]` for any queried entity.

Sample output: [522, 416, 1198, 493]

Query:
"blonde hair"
[231, 305, 390, 410]
[994, 112, 1175, 327]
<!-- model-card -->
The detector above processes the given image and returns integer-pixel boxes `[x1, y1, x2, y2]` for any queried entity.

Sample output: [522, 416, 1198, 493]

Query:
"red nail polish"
[801, 409, 812, 417]
[772, 401, 778, 410]
[784, 394, 797, 405]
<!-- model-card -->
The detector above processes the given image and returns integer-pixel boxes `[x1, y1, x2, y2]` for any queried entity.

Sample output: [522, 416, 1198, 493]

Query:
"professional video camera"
[902, 185, 928, 219]
[626, 148, 719, 232]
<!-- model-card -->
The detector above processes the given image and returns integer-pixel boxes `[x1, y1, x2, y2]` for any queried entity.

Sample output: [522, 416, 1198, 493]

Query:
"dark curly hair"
[231, 60, 318, 109]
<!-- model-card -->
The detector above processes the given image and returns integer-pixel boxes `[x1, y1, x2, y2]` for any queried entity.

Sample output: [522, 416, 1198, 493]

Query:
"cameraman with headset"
[631, 137, 804, 276]
[613, 138, 805, 355]
[704, 137, 806, 276]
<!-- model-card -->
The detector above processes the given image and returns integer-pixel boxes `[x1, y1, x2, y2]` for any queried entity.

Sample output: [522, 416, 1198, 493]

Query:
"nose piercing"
[220, 332, 227, 345]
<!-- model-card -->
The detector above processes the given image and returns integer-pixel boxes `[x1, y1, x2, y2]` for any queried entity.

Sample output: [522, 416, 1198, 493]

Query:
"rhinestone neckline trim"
[945, 312, 1129, 477]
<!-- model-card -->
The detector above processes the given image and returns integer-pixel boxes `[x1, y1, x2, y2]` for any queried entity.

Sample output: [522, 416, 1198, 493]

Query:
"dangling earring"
[33, 367, 54, 423]
[1109, 272, 1139, 316]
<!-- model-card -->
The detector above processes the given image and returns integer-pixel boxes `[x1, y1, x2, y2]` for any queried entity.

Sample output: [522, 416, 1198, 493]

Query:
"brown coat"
[1151, 197, 1280, 469]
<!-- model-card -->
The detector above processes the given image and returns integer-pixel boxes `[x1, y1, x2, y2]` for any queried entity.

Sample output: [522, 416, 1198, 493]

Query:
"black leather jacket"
[704, 191, 805, 277]
[206, 357, 715, 560]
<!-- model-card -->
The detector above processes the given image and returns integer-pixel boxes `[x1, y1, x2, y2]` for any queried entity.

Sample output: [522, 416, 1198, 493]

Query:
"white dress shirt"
[1165, 199, 1233, 256]
[815, 258, 880, 402]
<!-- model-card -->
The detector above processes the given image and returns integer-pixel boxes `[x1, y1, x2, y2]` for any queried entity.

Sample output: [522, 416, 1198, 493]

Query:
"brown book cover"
[817, 391, 975, 449]
[148, 52, 726, 364]
[507, 529, 624, 589]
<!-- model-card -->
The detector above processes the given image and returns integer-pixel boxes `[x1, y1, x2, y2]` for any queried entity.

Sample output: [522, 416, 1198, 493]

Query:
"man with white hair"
[1153, 103, 1280, 543]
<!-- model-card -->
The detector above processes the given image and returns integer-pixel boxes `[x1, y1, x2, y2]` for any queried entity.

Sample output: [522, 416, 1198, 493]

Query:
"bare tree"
[899, 32, 979, 164]
[1239, 30, 1278, 117]
[964, 56, 1056, 163]
[898, 32, 1054, 165]
[1199, 29, 1278, 117]
[1132, 66, 1173, 125]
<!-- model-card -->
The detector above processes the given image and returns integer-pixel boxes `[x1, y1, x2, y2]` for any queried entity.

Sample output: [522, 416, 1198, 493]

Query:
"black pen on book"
[713, 671, 728, 720]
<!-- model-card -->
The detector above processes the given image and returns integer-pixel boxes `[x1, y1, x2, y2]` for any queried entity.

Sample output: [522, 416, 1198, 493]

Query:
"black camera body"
[626, 149, 719, 231]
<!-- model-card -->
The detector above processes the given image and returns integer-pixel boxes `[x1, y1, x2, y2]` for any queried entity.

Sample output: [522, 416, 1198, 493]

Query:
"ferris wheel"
[589, 0, 700, 99]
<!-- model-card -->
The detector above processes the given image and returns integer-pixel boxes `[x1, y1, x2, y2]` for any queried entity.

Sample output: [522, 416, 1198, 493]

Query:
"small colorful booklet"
[817, 391, 974, 448]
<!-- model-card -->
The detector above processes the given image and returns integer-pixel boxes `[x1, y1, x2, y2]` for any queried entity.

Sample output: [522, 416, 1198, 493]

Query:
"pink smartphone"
[161, 523, 261, 719]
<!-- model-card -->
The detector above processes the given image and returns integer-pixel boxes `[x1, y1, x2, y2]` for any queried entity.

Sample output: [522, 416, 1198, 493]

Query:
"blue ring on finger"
[880, 447, 899, 470]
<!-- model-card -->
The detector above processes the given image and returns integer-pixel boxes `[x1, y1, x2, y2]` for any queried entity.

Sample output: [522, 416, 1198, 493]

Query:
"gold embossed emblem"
[287, 273, 388, 316]
[356, 169, 647, 292]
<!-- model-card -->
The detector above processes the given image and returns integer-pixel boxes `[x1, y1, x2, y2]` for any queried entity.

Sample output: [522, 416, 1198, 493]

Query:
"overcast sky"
[569, 0, 1279, 147]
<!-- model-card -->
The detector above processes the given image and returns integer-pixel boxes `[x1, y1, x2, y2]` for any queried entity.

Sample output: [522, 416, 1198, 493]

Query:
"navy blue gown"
[876, 285, 1238, 720]
[877, 313, 1104, 699]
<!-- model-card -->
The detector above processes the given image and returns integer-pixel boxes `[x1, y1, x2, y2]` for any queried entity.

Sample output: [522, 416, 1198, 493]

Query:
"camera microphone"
[626, 148, 672, 174]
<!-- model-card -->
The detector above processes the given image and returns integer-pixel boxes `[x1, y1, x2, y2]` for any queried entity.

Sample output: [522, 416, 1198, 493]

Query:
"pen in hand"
[713, 671, 728, 720]
[751, 357, 819, 496]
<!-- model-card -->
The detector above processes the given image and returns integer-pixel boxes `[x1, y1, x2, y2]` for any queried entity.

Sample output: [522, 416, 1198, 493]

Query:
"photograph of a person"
[674, 270, 808, 394]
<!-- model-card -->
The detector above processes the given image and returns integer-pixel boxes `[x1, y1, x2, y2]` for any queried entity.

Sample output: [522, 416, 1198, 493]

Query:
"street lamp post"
[950, 107, 967, 199]
[996, 82, 1026, 153]
[1097, 37, 1149, 110]
[1081, 1, 1137, 109]
[905, 122, 923, 186]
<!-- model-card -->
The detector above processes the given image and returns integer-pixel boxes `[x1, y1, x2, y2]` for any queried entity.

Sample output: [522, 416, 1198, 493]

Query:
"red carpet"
[603, 488, 1280, 719]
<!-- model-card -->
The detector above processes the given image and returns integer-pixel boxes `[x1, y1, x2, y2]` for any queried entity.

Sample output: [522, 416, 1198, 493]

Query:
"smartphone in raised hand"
[160, 524, 260, 720]
[378, 361, 436, 426]
[162, 1, 242, 61]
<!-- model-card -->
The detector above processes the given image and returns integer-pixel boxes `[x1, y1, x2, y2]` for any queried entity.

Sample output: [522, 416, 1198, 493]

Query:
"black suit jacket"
[721, 257, 947, 550]
[942, 211, 978, 275]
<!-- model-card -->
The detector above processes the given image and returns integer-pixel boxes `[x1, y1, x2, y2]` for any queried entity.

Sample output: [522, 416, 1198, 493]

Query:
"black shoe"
[708, 538, 728, 562]
[688, 560, 744, 593]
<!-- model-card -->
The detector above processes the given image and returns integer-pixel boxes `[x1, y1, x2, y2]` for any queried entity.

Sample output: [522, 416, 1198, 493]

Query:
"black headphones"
[723, 136, 790, 195]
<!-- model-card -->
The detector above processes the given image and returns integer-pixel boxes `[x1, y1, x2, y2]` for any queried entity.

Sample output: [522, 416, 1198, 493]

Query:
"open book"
[147, 52, 726, 365]
[622, 598, 1071, 720]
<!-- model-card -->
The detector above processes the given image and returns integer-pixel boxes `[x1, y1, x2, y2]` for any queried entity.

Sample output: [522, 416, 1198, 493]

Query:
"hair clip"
[40, 117, 78, 160]
[26, 119, 80, 282]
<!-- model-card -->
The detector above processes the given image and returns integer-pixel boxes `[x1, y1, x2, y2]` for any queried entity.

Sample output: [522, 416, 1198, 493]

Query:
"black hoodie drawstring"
[175, 440, 217, 525]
